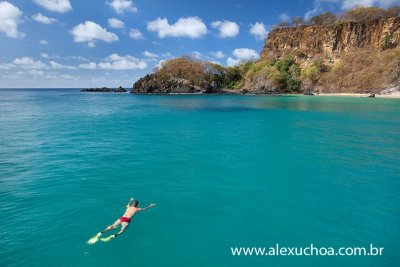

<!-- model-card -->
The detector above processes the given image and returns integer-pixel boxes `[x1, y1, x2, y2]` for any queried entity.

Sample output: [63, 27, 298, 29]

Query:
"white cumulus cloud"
[233, 48, 259, 60]
[39, 39, 48, 45]
[0, 1, 24, 39]
[107, 0, 137, 14]
[32, 13, 57, 24]
[49, 61, 77, 70]
[227, 48, 259, 67]
[79, 62, 97, 69]
[147, 17, 207, 39]
[305, 5, 320, 21]
[34, 0, 72, 13]
[250, 22, 269, 41]
[155, 59, 167, 70]
[211, 51, 225, 59]
[305, 0, 400, 21]
[108, 18, 124, 29]
[79, 54, 147, 70]
[211, 20, 239, 38]
[99, 54, 147, 70]
[192, 51, 203, 60]
[40, 53, 59, 59]
[279, 13, 290, 22]
[13, 57, 47, 69]
[71, 21, 119, 46]
[227, 57, 240, 67]
[143, 51, 158, 58]
[0, 63, 12, 70]
[341, 0, 399, 8]
[30, 70, 45, 76]
[129, 28, 144, 39]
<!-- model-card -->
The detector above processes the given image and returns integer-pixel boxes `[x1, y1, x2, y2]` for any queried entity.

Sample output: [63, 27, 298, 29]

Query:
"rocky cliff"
[261, 17, 400, 65]
[132, 16, 400, 95]
[252, 17, 400, 94]
[132, 57, 226, 94]
[132, 75, 204, 94]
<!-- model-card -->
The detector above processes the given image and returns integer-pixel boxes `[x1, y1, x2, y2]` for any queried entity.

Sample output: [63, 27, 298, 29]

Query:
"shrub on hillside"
[381, 34, 397, 50]
[307, 6, 398, 28]
[302, 66, 319, 83]
[154, 57, 232, 90]
[156, 57, 206, 86]
[319, 48, 400, 93]
[311, 58, 329, 73]
[309, 12, 337, 26]
[268, 56, 302, 92]
[275, 55, 296, 73]
[385, 6, 400, 18]
[279, 21, 288, 28]
[291, 16, 305, 26]
[287, 64, 302, 91]
[225, 66, 242, 89]
[343, 6, 386, 22]
[236, 56, 302, 93]
[204, 62, 228, 88]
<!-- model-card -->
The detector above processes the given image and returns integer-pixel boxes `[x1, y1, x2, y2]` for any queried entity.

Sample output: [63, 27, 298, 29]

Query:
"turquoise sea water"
[0, 89, 399, 267]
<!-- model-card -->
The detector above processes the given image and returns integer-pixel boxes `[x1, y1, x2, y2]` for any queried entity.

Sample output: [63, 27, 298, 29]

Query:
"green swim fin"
[87, 232, 102, 245]
[100, 234, 116, 242]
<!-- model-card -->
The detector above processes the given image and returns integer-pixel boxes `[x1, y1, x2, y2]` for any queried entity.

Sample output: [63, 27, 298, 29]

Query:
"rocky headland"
[133, 76, 204, 94]
[130, 7, 400, 96]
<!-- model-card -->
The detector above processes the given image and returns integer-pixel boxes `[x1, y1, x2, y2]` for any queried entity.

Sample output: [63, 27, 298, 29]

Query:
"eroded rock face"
[132, 74, 206, 94]
[241, 79, 279, 94]
[261, 17, 400, 65]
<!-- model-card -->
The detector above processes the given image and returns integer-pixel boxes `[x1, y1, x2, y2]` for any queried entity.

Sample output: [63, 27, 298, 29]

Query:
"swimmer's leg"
[100, 223, 128, 242]
[102, 219, 121, 233]
[115, 222, 129, 237]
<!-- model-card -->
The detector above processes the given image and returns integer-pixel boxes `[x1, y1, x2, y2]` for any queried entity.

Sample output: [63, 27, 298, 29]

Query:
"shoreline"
[130, 92, 400, 98]
[2, 88, 399, 98]
[316, 93, 400, 99]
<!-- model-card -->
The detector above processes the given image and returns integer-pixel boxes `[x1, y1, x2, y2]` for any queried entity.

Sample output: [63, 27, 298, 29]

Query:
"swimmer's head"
[133, 200, 139, 207]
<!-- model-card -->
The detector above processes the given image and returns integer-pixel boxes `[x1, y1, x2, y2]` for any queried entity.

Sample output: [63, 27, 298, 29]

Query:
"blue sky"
[0, 0, 399, 88]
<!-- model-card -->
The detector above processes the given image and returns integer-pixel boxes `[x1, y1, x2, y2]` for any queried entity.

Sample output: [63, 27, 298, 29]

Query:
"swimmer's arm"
[138, 203, 156, 211]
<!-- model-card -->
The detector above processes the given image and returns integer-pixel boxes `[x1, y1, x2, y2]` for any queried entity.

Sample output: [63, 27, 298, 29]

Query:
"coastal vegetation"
[278, 5, 400, 28]
[132, 6, 400, 95]
[133, 56, 303, 94]
[319, 47, 400, 93]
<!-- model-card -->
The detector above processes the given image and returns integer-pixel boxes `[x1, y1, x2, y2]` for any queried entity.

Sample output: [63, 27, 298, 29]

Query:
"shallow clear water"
[0, 89, 399, 267]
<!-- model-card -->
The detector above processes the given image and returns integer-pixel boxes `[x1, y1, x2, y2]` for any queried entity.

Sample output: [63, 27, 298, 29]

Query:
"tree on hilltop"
[309, 12, 337, 25]
[291, 16, 305, 26]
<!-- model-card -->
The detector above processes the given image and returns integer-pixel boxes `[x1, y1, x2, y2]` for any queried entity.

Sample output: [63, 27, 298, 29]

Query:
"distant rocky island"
[131, 6, 400, 96]
[81, 86, 127, 93]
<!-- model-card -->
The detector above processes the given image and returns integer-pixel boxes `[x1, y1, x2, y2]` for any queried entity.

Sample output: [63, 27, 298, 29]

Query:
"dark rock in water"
[81, 86, 127, 93]
[114, 86, 127, 92]
[368, 94, 376, 98]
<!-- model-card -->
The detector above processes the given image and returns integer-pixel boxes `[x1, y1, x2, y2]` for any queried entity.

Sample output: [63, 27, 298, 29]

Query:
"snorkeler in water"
[87, 198, 156, 244]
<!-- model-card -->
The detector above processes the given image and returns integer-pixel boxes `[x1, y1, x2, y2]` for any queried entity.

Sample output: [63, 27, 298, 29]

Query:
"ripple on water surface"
[0, 90, 399, 267]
